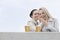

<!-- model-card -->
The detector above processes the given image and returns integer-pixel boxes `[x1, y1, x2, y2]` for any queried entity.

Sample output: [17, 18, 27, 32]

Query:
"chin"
[35, 19, 38, 20]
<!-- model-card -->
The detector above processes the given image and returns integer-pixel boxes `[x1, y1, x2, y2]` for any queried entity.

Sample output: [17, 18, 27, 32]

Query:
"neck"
[35, 20, 37, 21]
[32, 18, 37, 21]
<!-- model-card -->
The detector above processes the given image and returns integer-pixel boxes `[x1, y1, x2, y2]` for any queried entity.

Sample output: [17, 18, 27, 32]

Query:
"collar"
[31, 19, 38, 24]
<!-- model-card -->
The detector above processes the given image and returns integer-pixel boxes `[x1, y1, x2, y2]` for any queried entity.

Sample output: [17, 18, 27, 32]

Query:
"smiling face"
[31, 10, 39, 21]
[38, 10, 48, 20]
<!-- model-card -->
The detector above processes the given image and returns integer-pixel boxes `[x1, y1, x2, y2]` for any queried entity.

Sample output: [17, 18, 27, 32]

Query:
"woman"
[38, 7, 59, 32]
[27, 9, 39, 32]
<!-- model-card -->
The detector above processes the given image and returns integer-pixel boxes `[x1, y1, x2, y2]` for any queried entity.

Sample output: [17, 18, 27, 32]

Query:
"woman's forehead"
[39, 10, 44, 13]
[33, 10, 39, 13]
[39, 10, 43, 12]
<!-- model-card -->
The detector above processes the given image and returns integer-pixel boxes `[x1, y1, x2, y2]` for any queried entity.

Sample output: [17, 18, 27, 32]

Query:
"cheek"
[32, 14, 39, 18]
[32, 15, 37, 18]
[33, 15, 38, 19]
[39, 15, 42, 18]
[43, 13, 46, 16]
[38, 15, 41, 18]
[35, 15, 38, 18]
[40, 16, 42, 18]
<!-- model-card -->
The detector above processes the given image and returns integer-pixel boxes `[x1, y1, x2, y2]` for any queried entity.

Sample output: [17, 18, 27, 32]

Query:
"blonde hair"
[39, 7, 52, 19]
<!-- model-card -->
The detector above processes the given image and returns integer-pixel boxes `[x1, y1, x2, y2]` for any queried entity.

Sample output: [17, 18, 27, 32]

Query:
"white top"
[27, 18, 59, 32]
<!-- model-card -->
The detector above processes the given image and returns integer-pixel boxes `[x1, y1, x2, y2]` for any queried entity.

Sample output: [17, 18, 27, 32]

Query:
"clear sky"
[0, 0, 60, 32]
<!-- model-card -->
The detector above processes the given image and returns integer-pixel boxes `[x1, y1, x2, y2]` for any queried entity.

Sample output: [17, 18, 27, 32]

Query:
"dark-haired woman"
[27, 9, 39, 32]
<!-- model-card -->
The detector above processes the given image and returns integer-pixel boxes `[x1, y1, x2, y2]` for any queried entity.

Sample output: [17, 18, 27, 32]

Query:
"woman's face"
[38, 10, 48, 20]
[31, 10, 39, 21]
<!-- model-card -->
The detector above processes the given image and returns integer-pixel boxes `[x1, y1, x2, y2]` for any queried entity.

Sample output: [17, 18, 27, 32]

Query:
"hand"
[39, 18, 48, 26]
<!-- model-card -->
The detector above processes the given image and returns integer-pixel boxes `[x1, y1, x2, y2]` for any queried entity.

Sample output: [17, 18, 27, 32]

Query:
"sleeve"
[54, 19, 59, 32]
[27, 21, 36, 32]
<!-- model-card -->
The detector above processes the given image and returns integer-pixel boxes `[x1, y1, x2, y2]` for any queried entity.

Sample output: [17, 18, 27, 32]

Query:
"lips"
[35, 17, 38, 18]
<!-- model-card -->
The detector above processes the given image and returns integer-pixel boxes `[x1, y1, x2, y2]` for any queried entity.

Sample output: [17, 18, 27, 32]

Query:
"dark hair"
[30, 9, 37, 18]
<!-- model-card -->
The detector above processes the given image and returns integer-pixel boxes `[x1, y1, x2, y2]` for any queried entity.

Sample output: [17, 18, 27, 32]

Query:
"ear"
[31, 15, 33, 18]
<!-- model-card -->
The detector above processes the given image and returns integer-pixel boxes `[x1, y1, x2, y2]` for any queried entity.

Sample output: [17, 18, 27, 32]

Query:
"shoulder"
[52, 18, 58, 22]
[48, 18, 58, 22]
[27, 20, 34, 25]
[27, 20, 33, 23]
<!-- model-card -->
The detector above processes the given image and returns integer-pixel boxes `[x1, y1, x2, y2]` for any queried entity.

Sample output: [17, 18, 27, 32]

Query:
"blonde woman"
[38, 7, 59, 32]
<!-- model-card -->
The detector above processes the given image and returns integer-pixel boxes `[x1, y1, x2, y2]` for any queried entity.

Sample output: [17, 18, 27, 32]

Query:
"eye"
[42, 12, 44, 14]
[34, 13, 36, 15]
[34, 13, 39, 15]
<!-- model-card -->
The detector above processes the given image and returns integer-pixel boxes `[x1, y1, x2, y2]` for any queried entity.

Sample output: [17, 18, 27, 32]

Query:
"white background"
[0, 0, 60, 32]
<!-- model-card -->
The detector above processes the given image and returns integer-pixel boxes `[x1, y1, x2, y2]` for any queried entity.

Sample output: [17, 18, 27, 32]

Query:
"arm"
[46, 19, 59, 32]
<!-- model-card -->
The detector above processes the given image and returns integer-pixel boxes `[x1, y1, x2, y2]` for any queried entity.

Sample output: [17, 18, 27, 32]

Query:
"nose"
[39, 14, 43, 18]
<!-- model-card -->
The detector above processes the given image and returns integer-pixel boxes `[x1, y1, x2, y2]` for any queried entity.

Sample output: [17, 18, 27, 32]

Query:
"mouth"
[35, 16, 38, 18]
